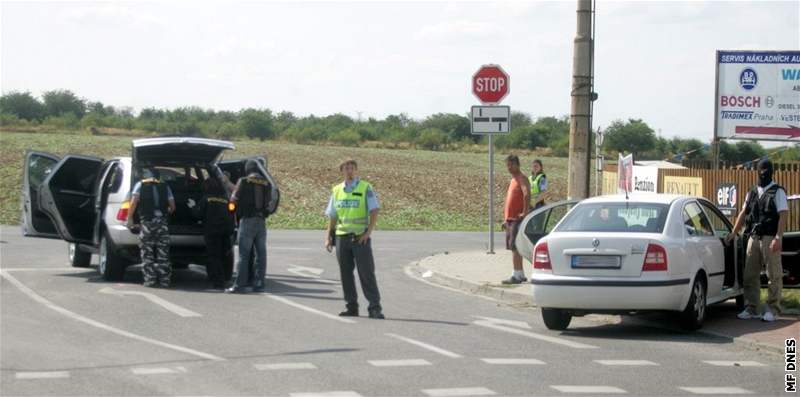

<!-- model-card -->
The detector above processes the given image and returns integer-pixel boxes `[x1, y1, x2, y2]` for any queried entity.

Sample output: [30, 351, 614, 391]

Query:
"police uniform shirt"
[325, 178, 380, 219]
[131, 181, 175, 217]
[744, 182, 789, 213]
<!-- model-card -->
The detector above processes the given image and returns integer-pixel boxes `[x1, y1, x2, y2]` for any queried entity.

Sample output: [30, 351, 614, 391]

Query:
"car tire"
[542, 308, 572, 330]
[680, 275, 707, 331]
[99, 231, 127, 281]
[68, 243, 91, 268]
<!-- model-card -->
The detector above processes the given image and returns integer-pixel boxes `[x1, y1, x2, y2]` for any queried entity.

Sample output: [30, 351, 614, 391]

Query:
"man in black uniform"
[227, 160, 270, 293]
[127, 168, 176, 288]
[190, 177, 235, 290]
[727, 159, 789, 322]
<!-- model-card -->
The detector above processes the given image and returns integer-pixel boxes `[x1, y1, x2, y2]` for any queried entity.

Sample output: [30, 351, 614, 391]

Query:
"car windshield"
[555, 202, 670, 233]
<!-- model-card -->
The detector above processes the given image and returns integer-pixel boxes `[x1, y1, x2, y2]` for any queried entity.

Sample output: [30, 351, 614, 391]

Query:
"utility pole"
[567, 0, 594, 200]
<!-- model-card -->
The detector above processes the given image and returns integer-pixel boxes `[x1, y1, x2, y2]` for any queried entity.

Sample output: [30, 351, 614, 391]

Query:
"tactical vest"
[529, 173, 546, 206]
[138, 179, 168, 219]
[204, 195, 234, 233]
[237, 175, 270, 218]
[745, 184, 783, 236]
[333, 180, 371, 236]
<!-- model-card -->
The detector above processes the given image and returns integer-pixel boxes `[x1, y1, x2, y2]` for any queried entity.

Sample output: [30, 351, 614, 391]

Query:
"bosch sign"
[720, 95, 761, 107]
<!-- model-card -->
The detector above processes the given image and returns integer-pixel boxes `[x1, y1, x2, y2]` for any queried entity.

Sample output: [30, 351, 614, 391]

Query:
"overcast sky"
[1, 1, 798, 140]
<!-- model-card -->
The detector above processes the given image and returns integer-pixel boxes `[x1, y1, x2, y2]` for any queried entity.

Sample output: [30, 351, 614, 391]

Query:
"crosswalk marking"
[290, 392, 362, 397]
[15, 371, 70, 379]
[481, 358, 545, 365]
[131, 367, 187, 375]
[702, 360, 765, 367]
[679, 387, 753, 394]
[368, 359, 432, 367]
[594, 360, 658, 366]
[550, 385, 627, 394]
[255, 362, 317, 370]
[422, 387, 497, 396]
[385, 333, 463, 358]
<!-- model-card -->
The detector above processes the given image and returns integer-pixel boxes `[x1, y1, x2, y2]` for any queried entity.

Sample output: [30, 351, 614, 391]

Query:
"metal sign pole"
[488, 133, 495, 254]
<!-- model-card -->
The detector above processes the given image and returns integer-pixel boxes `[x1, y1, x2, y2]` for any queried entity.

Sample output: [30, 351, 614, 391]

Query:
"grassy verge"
[0, 131, 577, 231]
[760, 288, 800, 312]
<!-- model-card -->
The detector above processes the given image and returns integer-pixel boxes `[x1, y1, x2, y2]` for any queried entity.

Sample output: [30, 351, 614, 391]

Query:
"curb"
[410, 259, 786, 355]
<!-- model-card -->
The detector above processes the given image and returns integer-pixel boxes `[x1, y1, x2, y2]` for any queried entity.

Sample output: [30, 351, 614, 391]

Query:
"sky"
[1, 0, 798, 141]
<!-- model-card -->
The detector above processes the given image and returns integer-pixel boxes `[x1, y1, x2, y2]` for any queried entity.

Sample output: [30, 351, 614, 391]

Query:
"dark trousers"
[204, 232, 231, 285]
[336, 234, 381, 311]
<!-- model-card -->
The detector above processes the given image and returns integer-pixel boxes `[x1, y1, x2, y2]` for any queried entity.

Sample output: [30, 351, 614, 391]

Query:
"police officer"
[727, 159, 788, 322]
[126, 168, 176, 288]
[324, 159, 384, 319]
[190, 177, 235, 290]
[529, 159, 548, 209]
[227, 160, 270, 293]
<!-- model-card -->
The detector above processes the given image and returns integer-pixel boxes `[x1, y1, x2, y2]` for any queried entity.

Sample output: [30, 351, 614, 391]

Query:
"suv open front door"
[21, 151, 61, 238]
[39, 155, 105, 244]
[218, 156, 281, 215]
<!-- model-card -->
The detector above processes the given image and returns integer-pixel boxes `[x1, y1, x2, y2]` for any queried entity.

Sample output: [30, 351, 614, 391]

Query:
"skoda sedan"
[516, 195, 745, 331]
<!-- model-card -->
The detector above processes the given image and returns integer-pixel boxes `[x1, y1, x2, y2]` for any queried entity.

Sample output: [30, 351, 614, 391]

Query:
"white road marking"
[0, 267, 85, 272]
[272, 247, 313, 251]
[15, 371, 70, 379]
[679, 387, 753, 394]
[255, 362, 317, 370]
[403, 266, 498, 303]
[472, 318, 598, 349]
[286, 265, 338, 284]
[471, 315, 531, 329]
[385, 333, 462, 358]
[594, 360, 658, 366]
[290, 392, 362, 397]
[131, 366, 187, 375]
[368, 359, 432, 367]
[550, 385, 627, 394]
[703, 360, 766, 367]
[481, 358, 545, 365]
[265, 294, 356, 324]
[422, 387, 497, 396]
[99, 287, 202, 318]
[0, 271, 224, 361]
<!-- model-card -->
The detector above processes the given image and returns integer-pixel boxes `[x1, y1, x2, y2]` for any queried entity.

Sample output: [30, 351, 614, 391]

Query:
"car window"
[28, 154, 58, 189]
[555, 202, 669, 233]
[526, 209, 548, 236]
[544, 203, 573, 233]
[699, 201, 731, 238]
[683, 202, 714, 237]
[106, 164, 123, 193]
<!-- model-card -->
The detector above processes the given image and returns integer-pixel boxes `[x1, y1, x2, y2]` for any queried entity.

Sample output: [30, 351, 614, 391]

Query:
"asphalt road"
[0, 226, 789, 396]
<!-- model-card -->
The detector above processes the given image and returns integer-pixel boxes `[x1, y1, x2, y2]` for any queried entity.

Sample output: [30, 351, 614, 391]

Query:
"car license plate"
[571, 255, 621, 269]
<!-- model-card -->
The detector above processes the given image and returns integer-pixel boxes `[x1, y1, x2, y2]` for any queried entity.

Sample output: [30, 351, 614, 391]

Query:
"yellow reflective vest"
[332, 180, 372, 236]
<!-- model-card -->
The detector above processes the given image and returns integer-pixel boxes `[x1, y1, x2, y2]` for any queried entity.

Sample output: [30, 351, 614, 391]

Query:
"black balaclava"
[757, 158, 773, 188]
[245, 159, 259, 175]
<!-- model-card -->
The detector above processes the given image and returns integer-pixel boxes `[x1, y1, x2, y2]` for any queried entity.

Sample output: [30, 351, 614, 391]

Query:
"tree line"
[1, 89, 797, 162]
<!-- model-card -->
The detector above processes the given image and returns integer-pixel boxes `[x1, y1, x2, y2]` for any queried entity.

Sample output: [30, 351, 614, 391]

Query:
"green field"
[0, 131, 573, 231]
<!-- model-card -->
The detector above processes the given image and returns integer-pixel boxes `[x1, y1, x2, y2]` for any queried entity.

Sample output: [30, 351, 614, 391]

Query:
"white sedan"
[515, 194, 745, 331]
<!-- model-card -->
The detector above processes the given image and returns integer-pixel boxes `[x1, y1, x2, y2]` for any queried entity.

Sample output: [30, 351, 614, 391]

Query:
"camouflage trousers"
[139, 216, 171, 286]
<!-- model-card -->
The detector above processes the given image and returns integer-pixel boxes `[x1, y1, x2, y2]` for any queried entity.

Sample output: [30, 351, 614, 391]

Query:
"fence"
[603, 163, 800, 231]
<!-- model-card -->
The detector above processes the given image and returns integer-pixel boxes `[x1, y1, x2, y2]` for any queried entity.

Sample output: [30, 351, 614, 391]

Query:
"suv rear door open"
[39, 155, 104, 244]
[218, 157, 280, 215]
[21, 151, 61, 238]
[133, 137, 235, 167]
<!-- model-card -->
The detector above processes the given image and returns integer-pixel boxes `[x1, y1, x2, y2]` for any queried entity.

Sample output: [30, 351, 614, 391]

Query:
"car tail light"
[533, 242, 552, 270]
[642, 243, 668, 271]
[116, 201, 130, 222]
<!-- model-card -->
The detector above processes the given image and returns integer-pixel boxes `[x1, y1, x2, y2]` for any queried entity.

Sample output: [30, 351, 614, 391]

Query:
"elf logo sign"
[472, 65, 510, 105]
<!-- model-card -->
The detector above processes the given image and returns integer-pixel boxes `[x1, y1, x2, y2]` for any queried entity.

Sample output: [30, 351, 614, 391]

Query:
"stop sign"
[472, 64, 509, 104]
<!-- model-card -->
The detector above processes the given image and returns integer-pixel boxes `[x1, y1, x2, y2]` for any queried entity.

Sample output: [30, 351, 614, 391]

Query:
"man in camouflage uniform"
[127, 168, 176, 288]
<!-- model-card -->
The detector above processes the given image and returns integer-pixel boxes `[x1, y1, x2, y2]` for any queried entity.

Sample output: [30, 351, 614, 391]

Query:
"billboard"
[663, 176, 703, 196]
[632, 166, 658, 193]
[617, 154, 633, 193]
[715, 51, 800, 141]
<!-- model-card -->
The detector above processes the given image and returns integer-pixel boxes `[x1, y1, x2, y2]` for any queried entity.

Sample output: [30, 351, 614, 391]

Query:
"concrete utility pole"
[567, 0, 594, 199]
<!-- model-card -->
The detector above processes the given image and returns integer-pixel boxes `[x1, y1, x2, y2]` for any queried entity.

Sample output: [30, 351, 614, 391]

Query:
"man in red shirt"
[502, 155, 531, 284]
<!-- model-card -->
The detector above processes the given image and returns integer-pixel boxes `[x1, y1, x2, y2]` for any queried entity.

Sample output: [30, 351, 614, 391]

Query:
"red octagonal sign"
[472, 64, 509, 104]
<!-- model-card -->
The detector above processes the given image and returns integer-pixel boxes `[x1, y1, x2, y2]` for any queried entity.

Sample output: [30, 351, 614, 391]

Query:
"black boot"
[368, 309, 385, 319]
[339, 307, 359, 317]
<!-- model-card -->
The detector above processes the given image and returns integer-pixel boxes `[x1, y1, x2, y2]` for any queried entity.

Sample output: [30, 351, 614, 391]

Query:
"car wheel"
[99, 231, 127, 281]
[68, 243, 91, 268]
[542, 308, 572, 330]
[680, 276, 707, 331]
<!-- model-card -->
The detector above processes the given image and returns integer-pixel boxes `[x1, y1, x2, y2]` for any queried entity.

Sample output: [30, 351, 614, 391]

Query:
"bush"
[330, 128, 361, 147]
[44, 113, 81, 130]
[416, 128, 448, 151]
